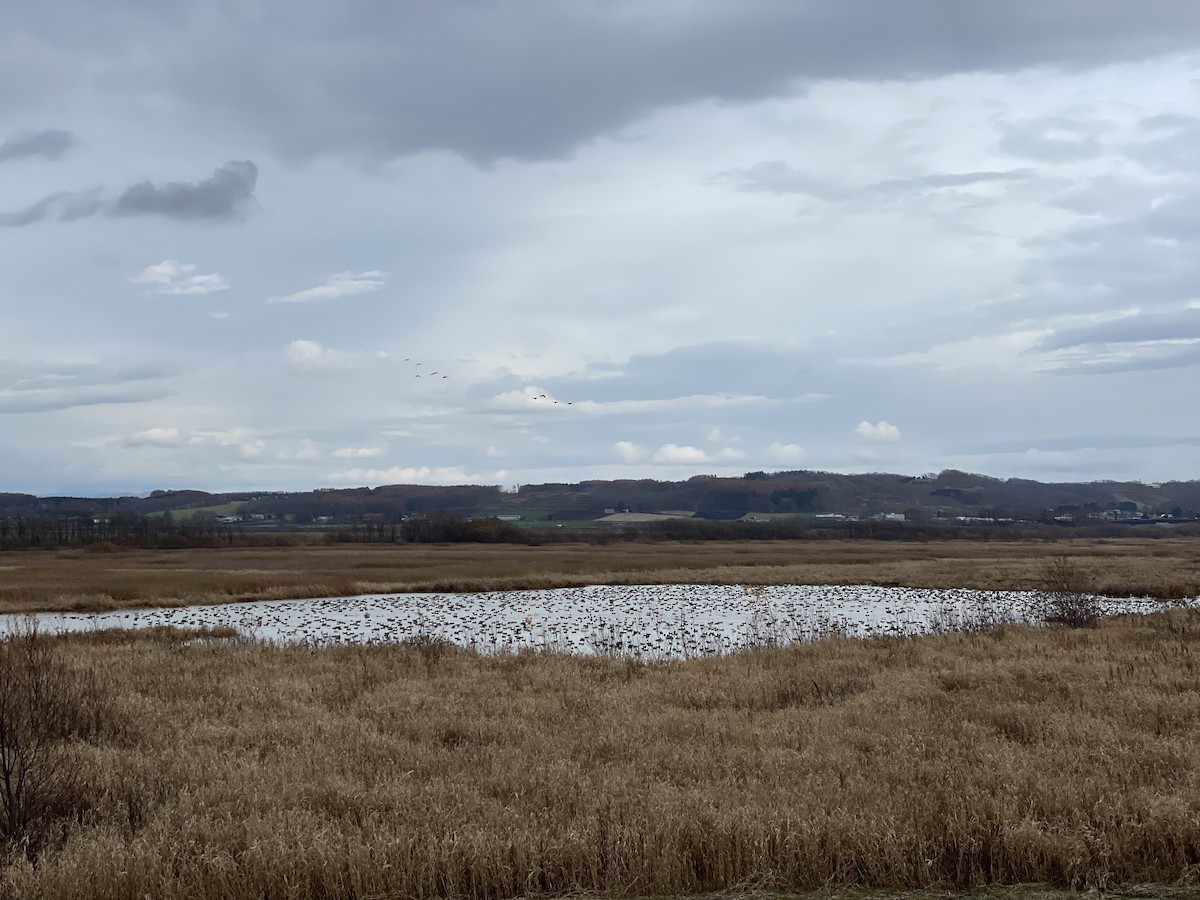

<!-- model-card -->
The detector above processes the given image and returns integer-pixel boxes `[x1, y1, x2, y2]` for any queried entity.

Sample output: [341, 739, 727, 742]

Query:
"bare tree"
[0, 621, 108, 857]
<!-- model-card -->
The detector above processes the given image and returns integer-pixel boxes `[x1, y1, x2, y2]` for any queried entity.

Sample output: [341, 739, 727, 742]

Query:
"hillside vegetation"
[4, 469, 1200, 526]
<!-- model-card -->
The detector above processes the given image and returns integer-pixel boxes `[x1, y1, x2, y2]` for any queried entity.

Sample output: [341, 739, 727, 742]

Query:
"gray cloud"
[1031, 300, 1200, 375]
[111, 160, 258, 220]
[1050, 175, 1162, 216]
[712, 161, 1030, 200]
[0, 128, 76, 162]
[952, 432, 1200, 455]
[1125, 115, 1200, 173]
[708, 161, 848, 200]
[1040, 308, 1200, 350]
[1139, 113, 1198, 132]
[0, 189, 103, 227]
[78, 1, 1200, 164]
[1052, 344, 1200, 375]
[0, 161, 258, 226]
[0, 361, 172, 413]
[1018, 184, 1200, 322]
[545, 341, 828, 408]
[998, 117, 1108, 162]
[877, 170, 1034, 191]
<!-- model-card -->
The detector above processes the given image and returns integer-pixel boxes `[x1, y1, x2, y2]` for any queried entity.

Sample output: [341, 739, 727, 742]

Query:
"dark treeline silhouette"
[5, 470, 1200, 527]
[6, 507, 1199, 551]
[330, 512, 611, 546]
[0, 514, 245, 550]
[326, 511, 1200, 546]
[5, 468, 1200, 551]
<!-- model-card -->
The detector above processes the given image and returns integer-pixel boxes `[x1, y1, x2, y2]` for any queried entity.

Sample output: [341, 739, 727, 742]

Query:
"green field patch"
[470, 507, 558, 522]
[147, 502, 247, 520]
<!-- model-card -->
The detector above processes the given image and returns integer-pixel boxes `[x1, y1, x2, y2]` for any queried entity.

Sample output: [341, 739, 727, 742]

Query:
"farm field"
[2, 608, 1198, 897]
[1, 537, 1199, 614]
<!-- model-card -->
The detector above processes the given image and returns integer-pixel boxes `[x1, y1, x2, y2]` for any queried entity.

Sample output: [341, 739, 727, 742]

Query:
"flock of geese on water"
[11, 584, 1193, 659]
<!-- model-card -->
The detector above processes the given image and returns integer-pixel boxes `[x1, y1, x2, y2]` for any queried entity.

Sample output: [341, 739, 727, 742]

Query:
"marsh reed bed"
[2, 537, 1200, 614]
[1, 607, 1199, 898]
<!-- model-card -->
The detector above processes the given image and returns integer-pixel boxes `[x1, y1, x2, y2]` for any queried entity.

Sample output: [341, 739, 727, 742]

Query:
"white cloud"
[332, 446, 385, 459]
[653, 444, 708, 464]
[872, 331, 1050, 372]
[485, 445, 504, 458]
[613, 440, 646, 463]
[268, 270, 386, 304]
[279, 440, 321, 461]
[764, 441, 806, 464]
[707, 427, 741, 443]
[329, 465, 491, 485]
[489, 386, 564, 409]
[571, 394, 775, 416]
[122, 427, 184, 448]
[855, 420, 902, 442]
[130, 260, 230, 296]
[285, 339, 358, 371]
[489, 389, 774, 416]
[188, 427, 254, 447]
[239, 440, 266, 459]
[649, 443, 745, 465]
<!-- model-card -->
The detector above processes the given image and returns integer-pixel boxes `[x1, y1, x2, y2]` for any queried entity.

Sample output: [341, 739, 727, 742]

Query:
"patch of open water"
[3, 584, 1195, 657]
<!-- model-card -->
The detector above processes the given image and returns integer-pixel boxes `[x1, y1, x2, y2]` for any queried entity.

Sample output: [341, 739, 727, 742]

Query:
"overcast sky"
[5, 1, 1200, 495]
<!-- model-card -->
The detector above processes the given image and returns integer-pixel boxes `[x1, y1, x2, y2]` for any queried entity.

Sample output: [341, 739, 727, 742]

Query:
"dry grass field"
[1, 537, 1199, 614]
[1, 608, 1198, 897]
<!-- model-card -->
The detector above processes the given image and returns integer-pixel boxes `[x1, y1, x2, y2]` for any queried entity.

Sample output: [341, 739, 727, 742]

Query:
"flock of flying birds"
[403, 359, 449, 380]
[401, 357, 577, 405]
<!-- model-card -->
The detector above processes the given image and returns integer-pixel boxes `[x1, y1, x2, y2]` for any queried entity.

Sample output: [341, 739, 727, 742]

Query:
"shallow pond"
[3, 584, 1193, 657]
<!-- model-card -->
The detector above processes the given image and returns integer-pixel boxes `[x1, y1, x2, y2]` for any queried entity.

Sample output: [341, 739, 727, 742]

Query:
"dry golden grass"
[2, 537, 1199, 614]
[2, 608, 1199, 898]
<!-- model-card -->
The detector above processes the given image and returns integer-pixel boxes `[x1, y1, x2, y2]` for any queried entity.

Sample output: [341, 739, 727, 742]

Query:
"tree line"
[6, 509, 1198, 552]
[0, 514, 245, 550]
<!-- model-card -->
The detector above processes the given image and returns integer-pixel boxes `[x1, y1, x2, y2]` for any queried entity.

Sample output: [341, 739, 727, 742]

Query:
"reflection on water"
[3, 584, 1192, 658]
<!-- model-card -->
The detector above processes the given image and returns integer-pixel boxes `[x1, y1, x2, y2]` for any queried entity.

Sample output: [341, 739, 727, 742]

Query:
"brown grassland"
[1, 607, 1199, 898]
[2, 536, 1200, 614]
[2, 537, 1199, 898]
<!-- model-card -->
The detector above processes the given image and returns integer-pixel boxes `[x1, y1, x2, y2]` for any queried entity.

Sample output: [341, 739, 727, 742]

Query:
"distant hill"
[2, 469, 1198, 527]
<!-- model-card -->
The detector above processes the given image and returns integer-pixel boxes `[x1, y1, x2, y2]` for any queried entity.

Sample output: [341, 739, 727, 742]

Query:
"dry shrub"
[0, 622, 115, 859]
[1040, 556, 1102, 628]
[397, 633, 456, 678]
